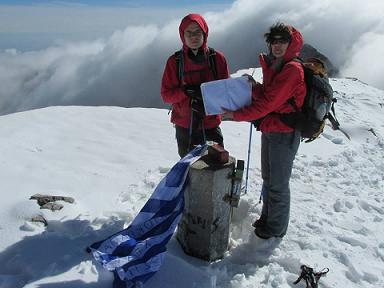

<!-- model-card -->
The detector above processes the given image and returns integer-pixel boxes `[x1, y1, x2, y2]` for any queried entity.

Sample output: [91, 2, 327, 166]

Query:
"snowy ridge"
[0, 70, 383, 288]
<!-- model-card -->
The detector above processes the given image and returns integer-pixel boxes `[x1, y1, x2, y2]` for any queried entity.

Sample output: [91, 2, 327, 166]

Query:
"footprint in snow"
[373, 216, 383, 222]
[359, 200, 384, 215]
[336, 235, 368, 248]
[333, 199, 354, 213]
[322, 132, 344, 144]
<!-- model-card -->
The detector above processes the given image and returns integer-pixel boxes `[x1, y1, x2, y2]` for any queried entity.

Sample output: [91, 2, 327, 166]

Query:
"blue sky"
[0, 0, 234, 51]
[0, 0, 234, 7]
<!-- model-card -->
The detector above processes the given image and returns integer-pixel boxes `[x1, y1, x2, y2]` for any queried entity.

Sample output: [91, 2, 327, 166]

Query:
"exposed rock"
[30, 193, 74, 206]
[300, 44, 339, 77]
[31, 215, 48, 226]
[29, 193, 74, 212]
[40, 202, 64, 211]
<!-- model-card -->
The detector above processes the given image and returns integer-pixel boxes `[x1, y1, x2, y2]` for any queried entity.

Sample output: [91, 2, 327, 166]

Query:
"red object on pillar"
[207, 144, 229, 164]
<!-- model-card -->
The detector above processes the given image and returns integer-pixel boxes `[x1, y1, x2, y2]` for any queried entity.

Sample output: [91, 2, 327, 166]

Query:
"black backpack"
[280, 57, 340, 142]
[174, 47, 218, 82]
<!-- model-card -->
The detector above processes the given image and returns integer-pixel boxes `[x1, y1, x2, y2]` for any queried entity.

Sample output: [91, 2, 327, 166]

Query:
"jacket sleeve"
[161, 55, 189, 105]
[233, 63, 303, 122]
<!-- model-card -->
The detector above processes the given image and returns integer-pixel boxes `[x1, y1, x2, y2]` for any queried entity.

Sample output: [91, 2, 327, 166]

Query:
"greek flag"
[88, 145, 206, 288]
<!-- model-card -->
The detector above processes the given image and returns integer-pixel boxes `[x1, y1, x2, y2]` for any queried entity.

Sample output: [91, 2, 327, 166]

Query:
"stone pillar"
[176, 155, 236, 261]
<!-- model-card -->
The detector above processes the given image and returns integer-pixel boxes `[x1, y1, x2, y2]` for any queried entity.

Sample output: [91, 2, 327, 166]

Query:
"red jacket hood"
[283, 25, 303, 62]
[179, 14, 209, 51]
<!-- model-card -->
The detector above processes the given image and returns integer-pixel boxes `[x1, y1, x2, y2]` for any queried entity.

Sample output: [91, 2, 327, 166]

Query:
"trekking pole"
[244, 68, 256, 195]
[244, 123, 253, 194]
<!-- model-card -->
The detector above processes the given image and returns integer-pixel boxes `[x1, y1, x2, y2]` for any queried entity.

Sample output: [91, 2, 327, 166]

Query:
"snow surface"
[0, 68, 383, 288]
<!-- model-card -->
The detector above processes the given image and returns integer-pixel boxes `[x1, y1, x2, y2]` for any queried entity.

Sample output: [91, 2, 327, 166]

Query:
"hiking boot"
[252, 214, 267, 228]
[254, 226, 272, 240]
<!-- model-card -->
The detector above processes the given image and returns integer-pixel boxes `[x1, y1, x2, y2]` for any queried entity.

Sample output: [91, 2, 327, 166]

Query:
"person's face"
[270, 39, 289, 58]
[184, 22, 204, 50]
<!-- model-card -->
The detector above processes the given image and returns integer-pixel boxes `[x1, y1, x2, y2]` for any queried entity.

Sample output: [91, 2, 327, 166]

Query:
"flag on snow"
[88, 145, 207, 288]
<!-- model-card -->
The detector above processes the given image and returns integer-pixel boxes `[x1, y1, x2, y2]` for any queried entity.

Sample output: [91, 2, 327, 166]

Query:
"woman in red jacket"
[161, 14, 230, 157]
[224, 23, 306, 239]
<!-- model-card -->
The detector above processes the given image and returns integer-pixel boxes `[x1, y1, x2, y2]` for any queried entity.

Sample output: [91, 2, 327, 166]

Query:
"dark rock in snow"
[300, 43, 339, 77]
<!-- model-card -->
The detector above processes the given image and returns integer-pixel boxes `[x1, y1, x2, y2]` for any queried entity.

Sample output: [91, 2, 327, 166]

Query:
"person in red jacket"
[223, 23, 306, 239]
[161, 13, 230, 158]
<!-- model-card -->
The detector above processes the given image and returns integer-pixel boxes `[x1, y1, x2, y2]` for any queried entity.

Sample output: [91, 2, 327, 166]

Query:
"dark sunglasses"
[270, 38, 290, 45]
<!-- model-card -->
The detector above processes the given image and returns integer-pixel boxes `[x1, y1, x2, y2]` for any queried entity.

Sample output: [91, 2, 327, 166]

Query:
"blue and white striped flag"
[89, 145, 206, 288]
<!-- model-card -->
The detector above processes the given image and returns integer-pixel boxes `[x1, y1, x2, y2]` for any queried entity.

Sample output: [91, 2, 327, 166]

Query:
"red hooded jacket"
[233, 26, 306, 133]
[161, 14, 230, 129]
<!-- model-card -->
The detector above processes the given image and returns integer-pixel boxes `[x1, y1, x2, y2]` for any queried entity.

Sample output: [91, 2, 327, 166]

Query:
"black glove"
[242, 73, 257, 88]
[183, 84, 202, 100]
[191, 98, 205, 130]
[191, 98, 205, 117]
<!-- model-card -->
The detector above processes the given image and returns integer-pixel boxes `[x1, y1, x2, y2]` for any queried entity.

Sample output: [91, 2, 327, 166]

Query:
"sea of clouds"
[0, 0, 383, 115]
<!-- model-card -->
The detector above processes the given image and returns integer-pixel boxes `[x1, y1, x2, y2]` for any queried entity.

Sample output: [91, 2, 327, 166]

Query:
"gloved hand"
[242, 73, 257, 88]
[183, 84, 202, 100]
[191, 98, 205, 130]
[221, 111, 234, 121]
[191, 97, 205, 119]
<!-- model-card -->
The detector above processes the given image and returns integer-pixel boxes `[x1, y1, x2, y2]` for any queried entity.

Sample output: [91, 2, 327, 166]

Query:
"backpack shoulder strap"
[175, 47, 217, 82]
[284, 57, 306, 111]
[207, 47, 218, 80]
[290, 57, 304, 64]
[288, 57, 307, 75]
[174, 49, 184, 84]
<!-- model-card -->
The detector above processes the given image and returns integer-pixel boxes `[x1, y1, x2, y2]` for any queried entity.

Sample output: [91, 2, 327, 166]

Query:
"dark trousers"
[260, 130, 300, 237]
[175, 125, 224, 158]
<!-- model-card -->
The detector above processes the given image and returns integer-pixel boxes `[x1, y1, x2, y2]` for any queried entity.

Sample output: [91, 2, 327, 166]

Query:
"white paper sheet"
[201, 76, 252, 116]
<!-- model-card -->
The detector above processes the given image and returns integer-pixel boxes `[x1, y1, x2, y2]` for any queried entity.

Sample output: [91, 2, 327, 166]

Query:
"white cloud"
[0, 0, 383, 115]
[341, 25, 384, 88]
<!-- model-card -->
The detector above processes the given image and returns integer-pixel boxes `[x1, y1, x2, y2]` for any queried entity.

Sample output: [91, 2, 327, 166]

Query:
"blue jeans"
[260, 130, 300, 237]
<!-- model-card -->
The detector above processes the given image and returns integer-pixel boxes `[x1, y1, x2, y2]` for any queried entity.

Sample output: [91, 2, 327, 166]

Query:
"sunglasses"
[270, 38, 290, 45]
